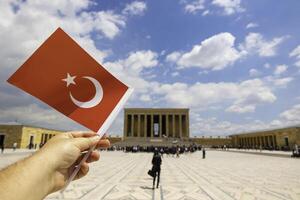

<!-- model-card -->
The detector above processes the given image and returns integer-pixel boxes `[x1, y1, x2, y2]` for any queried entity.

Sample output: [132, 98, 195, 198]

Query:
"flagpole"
[60, 88, 133, 193]
[60, 143, 97, 193]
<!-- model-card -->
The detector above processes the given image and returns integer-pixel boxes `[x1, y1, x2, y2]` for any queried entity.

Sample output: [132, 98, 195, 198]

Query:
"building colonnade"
[237, 135, 278, 148]
[124, 109, 189, 139]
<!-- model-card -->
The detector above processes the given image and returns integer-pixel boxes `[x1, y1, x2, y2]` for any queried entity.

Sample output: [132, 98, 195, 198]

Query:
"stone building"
[230, 126, 300, 150]
[190, 136, 232, 147]
[124, 108, 189, 139]
[0, 122, 64, 149]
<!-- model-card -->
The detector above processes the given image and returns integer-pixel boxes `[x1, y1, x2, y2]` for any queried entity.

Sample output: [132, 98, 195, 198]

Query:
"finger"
[69, 131, 97, 138]
[86, 151, 100, 163]
[75, 162, 89, 180]
[102, 134, 108, 139]
[96, 139, 110, 149]
[72, 136, 100, 151]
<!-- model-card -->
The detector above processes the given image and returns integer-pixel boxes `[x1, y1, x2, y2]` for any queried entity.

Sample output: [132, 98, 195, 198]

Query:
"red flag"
[7, 28, 133, 136]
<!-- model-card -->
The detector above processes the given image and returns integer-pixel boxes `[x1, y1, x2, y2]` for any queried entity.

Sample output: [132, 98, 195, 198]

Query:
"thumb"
[71, 136, 100, 151]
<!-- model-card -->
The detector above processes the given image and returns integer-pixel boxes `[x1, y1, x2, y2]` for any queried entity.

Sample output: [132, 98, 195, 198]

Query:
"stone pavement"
[1, 151, 300, 200]
[219, 149, 293, 158]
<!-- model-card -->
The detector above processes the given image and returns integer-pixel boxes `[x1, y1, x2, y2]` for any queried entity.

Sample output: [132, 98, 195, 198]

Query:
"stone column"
[186, 114, 189, 138]
[137, 115, 141, 138]
[179, 115, 182, 138]
[273, 135, 277, 148]
[159, 114, 162, 138]
[144, 114, 147, 138]
[150, 114, 153, 138]
[166, 115, 169, 138]
[172, 114, 175, 138]
[124, 113, 128, 138]
[131, 114, 134, 137]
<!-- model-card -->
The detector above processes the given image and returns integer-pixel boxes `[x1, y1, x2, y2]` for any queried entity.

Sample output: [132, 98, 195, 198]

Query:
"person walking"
[13, 142, 17, 151]
[202, 147, 206, 159]
[152, 150, 162, 189]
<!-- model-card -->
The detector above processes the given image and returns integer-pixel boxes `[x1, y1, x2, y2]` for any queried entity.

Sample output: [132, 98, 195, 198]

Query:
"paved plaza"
[1, 150, 300, 200]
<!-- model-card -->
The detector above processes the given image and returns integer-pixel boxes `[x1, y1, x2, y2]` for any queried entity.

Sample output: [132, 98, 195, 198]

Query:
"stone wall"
[20, 126, 64, 149]
[190, 137, 232, 146]
[230, 127, 300, 149]
[0, 125, 23, 148]
[0, 124, 64, 149]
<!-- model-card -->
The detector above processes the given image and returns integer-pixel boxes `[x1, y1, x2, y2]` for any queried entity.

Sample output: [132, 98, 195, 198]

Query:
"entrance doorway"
[29, 135, 34, 149]
[284, 137, 289, 146]
[0, 134, 5, 147]
[154, 123, 159, 137]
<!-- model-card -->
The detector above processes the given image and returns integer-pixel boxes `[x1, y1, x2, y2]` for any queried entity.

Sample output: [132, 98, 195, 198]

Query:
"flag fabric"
[7, 28, 133, 136]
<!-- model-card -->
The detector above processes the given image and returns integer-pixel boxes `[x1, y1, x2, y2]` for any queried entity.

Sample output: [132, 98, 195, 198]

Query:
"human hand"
[37, 131, 110, 193]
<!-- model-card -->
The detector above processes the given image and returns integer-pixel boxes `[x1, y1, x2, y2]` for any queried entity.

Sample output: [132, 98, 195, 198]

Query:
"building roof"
[124, 108, 189, 114]
[125, 108, 189, 110]
[0, 122, 67, 132]
[229, 125, 300, 137]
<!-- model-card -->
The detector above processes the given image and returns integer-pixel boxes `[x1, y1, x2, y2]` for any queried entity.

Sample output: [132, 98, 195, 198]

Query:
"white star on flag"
[62, 73, 76, 87]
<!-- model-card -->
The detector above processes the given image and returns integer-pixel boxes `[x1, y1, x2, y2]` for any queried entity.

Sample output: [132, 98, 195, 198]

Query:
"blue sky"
[1, 0, 300, 136]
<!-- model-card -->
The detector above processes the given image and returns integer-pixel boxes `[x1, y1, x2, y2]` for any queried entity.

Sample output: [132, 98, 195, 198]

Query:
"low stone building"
[230, 126, 300, 150]
[190, 136, 232, 147]
[0, 122, 64, 149]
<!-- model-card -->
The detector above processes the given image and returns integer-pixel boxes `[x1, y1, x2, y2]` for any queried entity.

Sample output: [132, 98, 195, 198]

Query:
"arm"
[0, 132, 110, 200]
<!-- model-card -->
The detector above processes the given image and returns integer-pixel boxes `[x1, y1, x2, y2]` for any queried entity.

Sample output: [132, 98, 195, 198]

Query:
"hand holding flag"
[7, 27, 133, 190]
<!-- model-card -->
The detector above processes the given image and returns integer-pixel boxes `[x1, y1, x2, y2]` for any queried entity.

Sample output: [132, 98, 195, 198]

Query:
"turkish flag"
[7, 28, 133, 136]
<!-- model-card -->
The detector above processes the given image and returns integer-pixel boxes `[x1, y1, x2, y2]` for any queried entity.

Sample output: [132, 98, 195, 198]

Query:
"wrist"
[29, 150, 56, 194]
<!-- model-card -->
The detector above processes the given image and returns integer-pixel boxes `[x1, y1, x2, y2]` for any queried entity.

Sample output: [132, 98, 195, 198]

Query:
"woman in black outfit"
[152, 150, 162, 189]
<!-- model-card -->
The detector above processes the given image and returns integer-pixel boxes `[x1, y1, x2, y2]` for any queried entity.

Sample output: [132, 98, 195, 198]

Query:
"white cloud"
[289, 45, 300, 67]
[246, 22, 259, 29]
[239, 33, 287, 57]
[289, 45, 300, 59]
[122, 1, 147, 16]
[104, 50, 158, 94]
[202, 10, 210, 16]
[154, 78, 276, 113]
[165, 51, 182, 62]
[184, 0, 205, 14]
[274, 64, 288, 76]
[171, 72, 180, 77]
[191, 101, 300, 135]
[294, 60, 300, 68]
[264, 76, 293, 88]
[272, 77, 293, 87]
[0, 104, 82, 131]
[0, 0, 137, 74]
[226, 104, 255, 113]
[93, 11, 126, 39]
[0, 0, 146, 131]
[177, 32, 241, 70]
[264, 63, 271, 69]
[265, 103, 300, 129]
[279, 104, 300, 124]
[249, 68, 261, 77]
[140, 94, 151, 102]
[212, 0, 244, 15]
[190, 114, 272, 136]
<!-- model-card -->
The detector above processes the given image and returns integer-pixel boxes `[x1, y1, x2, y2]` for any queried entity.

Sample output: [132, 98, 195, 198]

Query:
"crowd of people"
[107, 144, 201, 155]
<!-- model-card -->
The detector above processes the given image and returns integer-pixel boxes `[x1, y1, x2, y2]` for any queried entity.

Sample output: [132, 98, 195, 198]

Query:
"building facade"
[190, 137, 232, 147]
[230, 126, 300, 150]
[124, 108, 189, 139]
[0, 123, 64, 149]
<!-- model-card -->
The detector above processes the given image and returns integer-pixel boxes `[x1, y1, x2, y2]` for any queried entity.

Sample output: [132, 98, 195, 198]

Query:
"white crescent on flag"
[62, 73, 103, 108]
